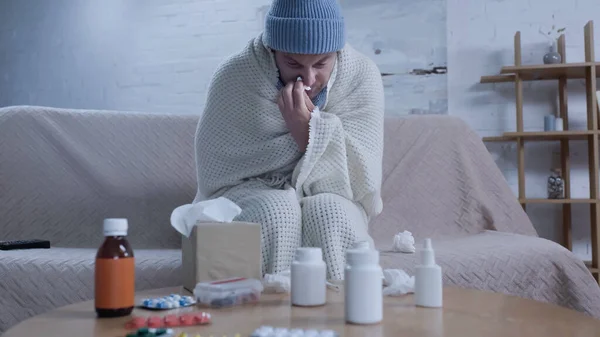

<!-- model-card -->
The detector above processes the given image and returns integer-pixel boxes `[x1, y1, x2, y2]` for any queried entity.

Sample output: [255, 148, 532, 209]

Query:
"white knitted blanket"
[194, 33, 385, 219]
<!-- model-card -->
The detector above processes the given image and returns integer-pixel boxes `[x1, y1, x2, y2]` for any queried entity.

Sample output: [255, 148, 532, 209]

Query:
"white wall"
[0, 0, 447, 116]
[447, 0, 600, 260]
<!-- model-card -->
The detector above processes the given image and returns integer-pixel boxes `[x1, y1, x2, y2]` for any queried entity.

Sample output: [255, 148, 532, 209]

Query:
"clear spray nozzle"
[420, 238, 436, 266]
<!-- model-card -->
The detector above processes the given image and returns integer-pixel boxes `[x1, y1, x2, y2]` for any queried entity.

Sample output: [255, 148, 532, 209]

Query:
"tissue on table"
[262, 269, 342, 294]
[393, 230, 416, 253]
[172, 197, 262, 292]
[262, 270, 291, 293]
[382, 269, 415, 296]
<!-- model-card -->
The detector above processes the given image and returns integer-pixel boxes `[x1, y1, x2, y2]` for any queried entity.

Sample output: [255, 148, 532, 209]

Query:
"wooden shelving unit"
[480, 20, 600, 283]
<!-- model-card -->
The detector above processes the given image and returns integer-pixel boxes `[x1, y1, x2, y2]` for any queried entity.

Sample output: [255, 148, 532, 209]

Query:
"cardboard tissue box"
[171, 197, 262, 292]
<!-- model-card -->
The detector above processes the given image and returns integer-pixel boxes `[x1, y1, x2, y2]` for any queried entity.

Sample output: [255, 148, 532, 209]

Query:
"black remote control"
[0, 239, 51, 250]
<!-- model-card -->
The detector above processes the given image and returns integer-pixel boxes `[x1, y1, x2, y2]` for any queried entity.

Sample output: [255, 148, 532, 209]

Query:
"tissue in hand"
[170, 197, 242, 237]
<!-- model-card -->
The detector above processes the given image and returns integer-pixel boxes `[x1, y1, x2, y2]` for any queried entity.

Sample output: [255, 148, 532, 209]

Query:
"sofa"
[1, 105, 599, 333]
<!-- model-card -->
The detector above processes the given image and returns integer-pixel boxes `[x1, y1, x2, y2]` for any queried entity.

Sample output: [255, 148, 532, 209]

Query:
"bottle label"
[95, 257, 135, 309]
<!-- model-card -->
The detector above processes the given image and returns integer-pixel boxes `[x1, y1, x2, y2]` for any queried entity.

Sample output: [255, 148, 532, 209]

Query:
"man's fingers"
[277, 94, 285, 112]
[281, 82, 294, 107]
[293, 80, 305, 110]
[304, 91, 315, 112]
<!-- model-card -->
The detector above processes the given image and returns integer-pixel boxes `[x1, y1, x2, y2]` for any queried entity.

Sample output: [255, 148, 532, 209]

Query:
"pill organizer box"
[193, 277, 263, 308]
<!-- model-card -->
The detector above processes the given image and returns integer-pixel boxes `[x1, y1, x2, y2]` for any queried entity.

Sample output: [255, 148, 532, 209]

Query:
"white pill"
[288, 331, 304, 337]
[251, 332, 271, 337]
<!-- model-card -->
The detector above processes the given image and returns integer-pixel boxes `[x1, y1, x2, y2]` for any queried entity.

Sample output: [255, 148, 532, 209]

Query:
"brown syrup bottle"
[95, 218, 135, 318]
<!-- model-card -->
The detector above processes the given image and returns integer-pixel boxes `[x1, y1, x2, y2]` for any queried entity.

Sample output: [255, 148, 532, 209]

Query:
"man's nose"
[300, 69, 316, 86]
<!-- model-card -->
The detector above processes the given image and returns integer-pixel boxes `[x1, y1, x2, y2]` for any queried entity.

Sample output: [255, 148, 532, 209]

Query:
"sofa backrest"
[0, 106, 198, 249]
[0, 106, 534, 250]
[370, 115, 536, 246]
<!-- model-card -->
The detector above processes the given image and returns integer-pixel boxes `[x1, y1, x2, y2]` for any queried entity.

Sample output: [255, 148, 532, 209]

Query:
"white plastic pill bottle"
[344, 248, 383, 324]
[291, 247, 327, 306]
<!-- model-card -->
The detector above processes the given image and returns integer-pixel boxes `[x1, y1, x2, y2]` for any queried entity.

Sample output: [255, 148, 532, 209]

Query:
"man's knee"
[302, 194, 361, 226]
[302, 193, 371, 243]
[237, 189, 302, 227]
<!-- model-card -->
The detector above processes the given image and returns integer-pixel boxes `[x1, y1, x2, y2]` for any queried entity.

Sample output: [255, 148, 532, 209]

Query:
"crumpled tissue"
[262, 270, 341, 293]
[262, 270, 291, 294]
[393, 230, 416, 253]
[382, 269, 415, 296]
[170, 197, 242, 237]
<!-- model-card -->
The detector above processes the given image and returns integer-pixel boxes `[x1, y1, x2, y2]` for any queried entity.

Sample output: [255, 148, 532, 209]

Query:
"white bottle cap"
[351, 240, 370, 250]
[294, 247, 323, 262]
[103, 218, 128, 236]
[346, 248, 379, 266]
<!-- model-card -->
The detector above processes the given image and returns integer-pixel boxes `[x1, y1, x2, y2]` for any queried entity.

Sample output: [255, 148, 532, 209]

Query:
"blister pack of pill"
[250, 326, 339, 337]
[124, 312, 211, 330]
[140, 294, 196, 310]
[126, 327, 174, 337]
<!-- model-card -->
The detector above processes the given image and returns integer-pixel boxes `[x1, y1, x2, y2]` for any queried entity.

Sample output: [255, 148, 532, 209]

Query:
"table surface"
[3, 286, 600, 337]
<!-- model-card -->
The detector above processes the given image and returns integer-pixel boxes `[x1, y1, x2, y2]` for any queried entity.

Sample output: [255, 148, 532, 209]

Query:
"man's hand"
[277, 79, 315, 152]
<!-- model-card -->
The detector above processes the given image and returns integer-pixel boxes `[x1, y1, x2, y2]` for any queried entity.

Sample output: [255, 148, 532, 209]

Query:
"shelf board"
[480, 74, 516, 83]
[499, 62, 600, 81]
[482, 135, 516, 142]
[519, 198, 598, 204]
[503, 130, 597, 141]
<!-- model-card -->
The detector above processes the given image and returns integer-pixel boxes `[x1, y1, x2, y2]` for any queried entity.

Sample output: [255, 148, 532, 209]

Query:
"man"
[193, 0, 385, 280]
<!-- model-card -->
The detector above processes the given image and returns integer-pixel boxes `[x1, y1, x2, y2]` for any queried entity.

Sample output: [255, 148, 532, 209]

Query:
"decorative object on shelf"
[555, 117, 564, 131]
[543, 41, 562, 64]
[544, 115, 556, 131]
[547, 168, 565, 199]
[539, 22, 565, 64]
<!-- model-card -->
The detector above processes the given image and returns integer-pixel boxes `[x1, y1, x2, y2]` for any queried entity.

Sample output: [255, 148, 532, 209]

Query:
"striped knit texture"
[264, 0, 346, 54]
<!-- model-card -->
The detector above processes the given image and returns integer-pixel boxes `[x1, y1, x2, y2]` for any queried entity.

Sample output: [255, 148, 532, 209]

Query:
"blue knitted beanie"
[264, 0, 346, 55]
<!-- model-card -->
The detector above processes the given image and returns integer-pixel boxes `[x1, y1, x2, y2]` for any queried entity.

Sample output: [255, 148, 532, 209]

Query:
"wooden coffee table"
[3, 286, 600, 337]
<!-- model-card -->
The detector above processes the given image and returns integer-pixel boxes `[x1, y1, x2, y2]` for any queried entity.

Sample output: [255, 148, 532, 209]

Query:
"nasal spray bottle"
[414, 238, 443, 308]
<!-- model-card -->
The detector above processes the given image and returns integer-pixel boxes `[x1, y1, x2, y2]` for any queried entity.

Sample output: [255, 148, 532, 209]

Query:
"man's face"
[274, 51, 337, 99]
